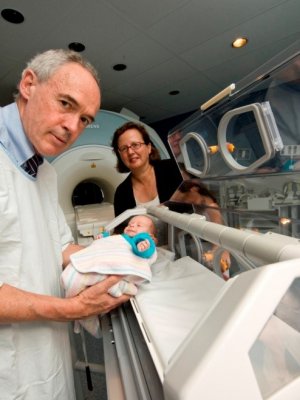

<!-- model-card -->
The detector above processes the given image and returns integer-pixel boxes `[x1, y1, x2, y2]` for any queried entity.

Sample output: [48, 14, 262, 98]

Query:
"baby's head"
[123, 215, 157, 242]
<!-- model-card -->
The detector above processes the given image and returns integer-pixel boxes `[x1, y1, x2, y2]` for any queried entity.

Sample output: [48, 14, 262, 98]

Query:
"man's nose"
[63, 114, 81, 134]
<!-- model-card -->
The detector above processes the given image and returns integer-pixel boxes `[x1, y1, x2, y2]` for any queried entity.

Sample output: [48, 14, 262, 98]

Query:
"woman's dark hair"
[179, 180, 218, 203]
[111, 121, 161, 173]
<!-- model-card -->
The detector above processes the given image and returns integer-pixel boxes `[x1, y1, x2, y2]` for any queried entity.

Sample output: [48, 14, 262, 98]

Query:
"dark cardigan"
[113, 158, 183, 216]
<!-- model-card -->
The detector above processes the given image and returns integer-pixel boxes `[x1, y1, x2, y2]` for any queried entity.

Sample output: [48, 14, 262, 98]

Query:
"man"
[0, 49, 129, 399]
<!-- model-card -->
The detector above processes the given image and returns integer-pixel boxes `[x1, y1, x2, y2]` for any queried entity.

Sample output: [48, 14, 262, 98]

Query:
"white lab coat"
[0, 149, 76, 399]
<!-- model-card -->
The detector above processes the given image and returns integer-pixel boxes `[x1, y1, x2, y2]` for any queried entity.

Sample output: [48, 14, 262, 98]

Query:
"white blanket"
[61, 235, 157, 337]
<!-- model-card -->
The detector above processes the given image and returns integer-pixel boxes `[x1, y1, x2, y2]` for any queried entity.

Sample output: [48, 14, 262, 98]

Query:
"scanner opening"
[72, 180, 104, 207]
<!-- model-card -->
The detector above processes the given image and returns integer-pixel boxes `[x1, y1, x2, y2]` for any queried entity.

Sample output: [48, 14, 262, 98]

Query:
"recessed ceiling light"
[113, 63, 127, 71]
[231, 37, 248, 48]
[68, 42, 85, 52]
[169, 90, 180, 95]
[1, 8, 24, 24]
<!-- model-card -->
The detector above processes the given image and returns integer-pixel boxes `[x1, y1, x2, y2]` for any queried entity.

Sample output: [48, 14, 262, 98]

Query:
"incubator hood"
[167, 44, 300, 242]
[168, 44, 300, 180]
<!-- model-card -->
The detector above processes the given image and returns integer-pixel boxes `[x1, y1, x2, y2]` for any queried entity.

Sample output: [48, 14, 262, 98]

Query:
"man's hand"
[72, 275, 131, 317]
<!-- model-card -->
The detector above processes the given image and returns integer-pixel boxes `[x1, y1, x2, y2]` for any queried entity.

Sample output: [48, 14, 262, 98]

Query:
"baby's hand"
[137, 239, 150, 252]
[94, 231, 109, 240]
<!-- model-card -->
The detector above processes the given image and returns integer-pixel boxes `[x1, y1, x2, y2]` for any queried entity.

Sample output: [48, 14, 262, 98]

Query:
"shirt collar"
[0, 102, 36, 166]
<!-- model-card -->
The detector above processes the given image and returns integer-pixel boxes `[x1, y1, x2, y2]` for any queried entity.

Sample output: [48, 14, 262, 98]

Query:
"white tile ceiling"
[0, 0, 299, 124]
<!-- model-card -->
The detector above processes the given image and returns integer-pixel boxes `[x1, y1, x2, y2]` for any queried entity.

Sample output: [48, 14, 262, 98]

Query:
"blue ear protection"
[122, 232, 156, 258]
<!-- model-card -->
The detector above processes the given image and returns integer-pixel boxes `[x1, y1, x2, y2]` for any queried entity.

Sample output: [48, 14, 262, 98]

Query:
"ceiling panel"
[204, 35, 300, 88]
[110, 57, 197, 98]
[98, 35, 174, 90]
[181, 1, 300, 72]
[137, 72, 218, 111]
[146, 0, 288, 53]
[0, 0, 299, 124]
[105, 0, 190, 29]
[0, 0, 83, 58]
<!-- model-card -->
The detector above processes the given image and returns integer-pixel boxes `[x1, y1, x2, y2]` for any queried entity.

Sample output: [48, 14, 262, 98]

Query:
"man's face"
[19, 62, 101, 157]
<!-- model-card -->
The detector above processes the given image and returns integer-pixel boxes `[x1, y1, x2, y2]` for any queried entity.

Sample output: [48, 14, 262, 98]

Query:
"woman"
[169, 179, 231, 276]
[170, 179, 223, 224]
[112, 121, 182, 216]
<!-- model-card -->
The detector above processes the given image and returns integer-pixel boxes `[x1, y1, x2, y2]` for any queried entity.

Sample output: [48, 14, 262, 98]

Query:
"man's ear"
[18, 69, 37, 100]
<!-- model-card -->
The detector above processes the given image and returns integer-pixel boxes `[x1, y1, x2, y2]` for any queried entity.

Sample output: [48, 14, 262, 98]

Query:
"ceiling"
[0, 0, 299, 125]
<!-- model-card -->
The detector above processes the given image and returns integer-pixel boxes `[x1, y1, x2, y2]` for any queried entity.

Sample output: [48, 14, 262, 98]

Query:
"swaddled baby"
[61, 215, 157, 337]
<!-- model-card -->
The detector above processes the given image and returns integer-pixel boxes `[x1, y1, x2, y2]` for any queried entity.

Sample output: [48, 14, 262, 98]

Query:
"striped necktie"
[21, 154, 43, 178]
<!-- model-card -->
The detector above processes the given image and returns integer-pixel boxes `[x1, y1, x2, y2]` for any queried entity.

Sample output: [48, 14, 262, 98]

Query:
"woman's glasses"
[118, 142, 146, 153]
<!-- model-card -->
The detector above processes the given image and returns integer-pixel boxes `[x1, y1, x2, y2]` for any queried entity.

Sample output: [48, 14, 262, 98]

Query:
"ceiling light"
[1, 8, 24, 24]
[68, 42, 85, 52]
[169, 90, 180, 95]
[113, 64, 127, 71]
[231, 37, 248, 48]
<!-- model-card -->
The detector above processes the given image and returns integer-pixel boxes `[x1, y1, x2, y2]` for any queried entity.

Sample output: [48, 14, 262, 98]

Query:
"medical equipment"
[74, 203, 114, 245]
[100, 206, 300, 400]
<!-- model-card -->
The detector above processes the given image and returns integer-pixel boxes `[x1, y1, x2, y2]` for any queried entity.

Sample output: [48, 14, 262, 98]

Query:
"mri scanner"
[50, 110, 170, 243]
[51, 43, 300, 399]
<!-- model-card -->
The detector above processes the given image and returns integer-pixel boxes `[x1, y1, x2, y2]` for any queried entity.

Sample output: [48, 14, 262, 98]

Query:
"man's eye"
[61, 100, 71, 108]
[81, 117, 90, 126]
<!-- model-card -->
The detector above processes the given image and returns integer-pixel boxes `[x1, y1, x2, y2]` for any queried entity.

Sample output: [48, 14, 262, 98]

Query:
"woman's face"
[168, 130, 182, 157]
[118, 128, 152, 171]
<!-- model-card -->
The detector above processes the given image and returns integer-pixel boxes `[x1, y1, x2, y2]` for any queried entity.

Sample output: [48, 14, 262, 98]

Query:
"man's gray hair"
[15, 49, 100, 99]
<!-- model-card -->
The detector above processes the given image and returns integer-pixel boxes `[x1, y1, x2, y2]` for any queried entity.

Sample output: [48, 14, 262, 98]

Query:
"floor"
[71, 325, 108, 400]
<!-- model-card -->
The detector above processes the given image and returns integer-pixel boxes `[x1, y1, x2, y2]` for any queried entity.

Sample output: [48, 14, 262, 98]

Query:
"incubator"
[168, 47, 300, 241]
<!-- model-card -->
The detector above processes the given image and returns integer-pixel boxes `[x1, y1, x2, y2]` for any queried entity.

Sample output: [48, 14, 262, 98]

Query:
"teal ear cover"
[122, 232, 156, 258]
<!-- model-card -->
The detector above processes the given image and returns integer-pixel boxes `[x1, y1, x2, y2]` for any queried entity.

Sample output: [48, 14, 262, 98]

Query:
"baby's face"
[123, 216, 154, 237]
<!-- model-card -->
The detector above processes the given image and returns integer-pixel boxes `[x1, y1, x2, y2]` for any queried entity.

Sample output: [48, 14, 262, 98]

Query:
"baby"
[61, 215, 157, 337]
